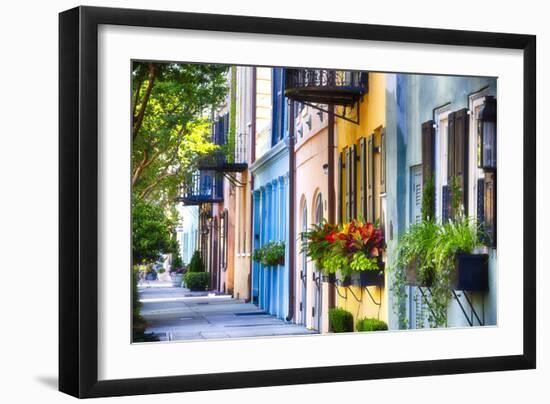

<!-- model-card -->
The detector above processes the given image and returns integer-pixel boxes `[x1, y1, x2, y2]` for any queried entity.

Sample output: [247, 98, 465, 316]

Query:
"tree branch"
[132, 63, 157, 141]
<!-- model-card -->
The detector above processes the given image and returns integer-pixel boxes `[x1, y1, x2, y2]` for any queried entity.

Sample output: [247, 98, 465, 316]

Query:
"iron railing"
[285, 69, 368, 105]
[176, 171, 224, 205]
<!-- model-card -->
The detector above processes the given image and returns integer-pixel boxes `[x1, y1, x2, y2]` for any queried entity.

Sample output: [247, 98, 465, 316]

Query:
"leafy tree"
[132, 62, 229, 206]
[132, 197, 177, 265]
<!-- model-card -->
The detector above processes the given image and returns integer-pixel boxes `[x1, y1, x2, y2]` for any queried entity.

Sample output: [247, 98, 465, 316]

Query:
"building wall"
[176, 205, 199, 264]
[333, 72, 388, 327]
[233, 66, 254, 301]
[385, 73, 498, 329]
[294, 104, 329, 332]
[255, 67, 272, 159]
[249, 67, 291, 319]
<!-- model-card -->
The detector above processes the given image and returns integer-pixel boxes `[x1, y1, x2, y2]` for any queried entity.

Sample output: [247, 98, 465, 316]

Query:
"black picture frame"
[59, 6, 536, 398]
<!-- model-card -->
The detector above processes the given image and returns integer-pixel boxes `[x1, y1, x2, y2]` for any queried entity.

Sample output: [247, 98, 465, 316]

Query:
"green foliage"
[157, 268, 166, 274]
[132, 62, 229, 206]
[132, 267, 159, 342]
[252, 241, 285, 266]
[356, 318, 388, 332]
[390, 215, 484, 328]
[421, 174, 435, 221]
[301, 219, 384, 277]
[222, 66, 237, 163]
[329, 308, 354, 333]
[132, 197, 176, 265]
[449, 175, 463, 220]
[188, 250, 205, 273]
[184, 272, 209, 291]
[300, 221, 340, 270]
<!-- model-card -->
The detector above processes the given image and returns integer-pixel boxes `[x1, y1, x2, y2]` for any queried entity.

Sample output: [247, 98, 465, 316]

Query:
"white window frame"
[468, 88, 491, 220]
[434, 105, 452, 222]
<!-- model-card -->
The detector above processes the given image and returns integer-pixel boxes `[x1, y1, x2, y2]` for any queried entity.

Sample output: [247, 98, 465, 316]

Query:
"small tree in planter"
[188, 250, 205, 273]
[169, 246, 186, 287]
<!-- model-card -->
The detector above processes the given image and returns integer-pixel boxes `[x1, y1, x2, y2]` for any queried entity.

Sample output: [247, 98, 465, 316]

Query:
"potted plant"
[434, 218, 489, 292]
[253, 241, 285, 266]
[301, 221, 340, 282]
[324, 219, 385, 288]
[302, 219, 385, 288]
[391, 213, 488, 327]
[170, 253, 186, 287]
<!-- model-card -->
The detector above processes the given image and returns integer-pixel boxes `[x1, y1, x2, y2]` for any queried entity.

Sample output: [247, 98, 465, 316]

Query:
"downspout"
[247, 67, 257, 303]
[327, 104, 336, 309]
[286, 98, 296, 322]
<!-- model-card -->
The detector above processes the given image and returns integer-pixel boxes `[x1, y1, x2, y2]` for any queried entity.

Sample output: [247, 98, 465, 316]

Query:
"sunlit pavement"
[139, 282, 316, 341]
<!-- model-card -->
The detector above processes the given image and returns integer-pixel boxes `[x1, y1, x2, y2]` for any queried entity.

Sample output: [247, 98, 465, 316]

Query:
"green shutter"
[350, 144, 357, 220]
[360, 138, 367, 218]
[338, 152, 343, 224]
[380, 128, 386, 195]
[367, 133, 374, 223]
[345, 147, 351, 221]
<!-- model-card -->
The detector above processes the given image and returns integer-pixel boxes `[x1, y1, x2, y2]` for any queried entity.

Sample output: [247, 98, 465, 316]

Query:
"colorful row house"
[384, 73, 497, 329]
[178, 65, 498, 332]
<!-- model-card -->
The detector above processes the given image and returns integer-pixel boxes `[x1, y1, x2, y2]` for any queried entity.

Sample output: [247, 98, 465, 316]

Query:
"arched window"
[315, 192, 323, 224]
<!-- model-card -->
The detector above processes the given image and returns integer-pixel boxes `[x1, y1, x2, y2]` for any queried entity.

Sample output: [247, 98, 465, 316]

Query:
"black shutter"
[345, 147, 351, 221]
[477, 178, 485, 224]
[338, 152, 343, 224]
[380, 128, 386, 194]
[360, 138, 367, 218]
[421, 120, 435, 184]
[350, 144, 357, 220]
[367, 134, 374, 222]
[484, 171, 497, 247]
[454, 108, 469, 215]
[442, 185, 450, 223]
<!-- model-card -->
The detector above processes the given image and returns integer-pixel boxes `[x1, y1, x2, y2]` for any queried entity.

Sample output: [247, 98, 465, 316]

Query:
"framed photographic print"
[59, 6, 536, 398]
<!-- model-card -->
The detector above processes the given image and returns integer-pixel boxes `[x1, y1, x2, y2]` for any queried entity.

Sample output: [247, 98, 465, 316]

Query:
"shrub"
[329, 308, 354, 333]
[356, 318, 388, 332]
[188, 250, 205, 273]
[184, 272, 209, 291]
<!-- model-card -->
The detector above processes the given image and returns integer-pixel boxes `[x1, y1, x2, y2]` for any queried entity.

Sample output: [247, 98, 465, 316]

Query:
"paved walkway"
[139, 282, 316, 341]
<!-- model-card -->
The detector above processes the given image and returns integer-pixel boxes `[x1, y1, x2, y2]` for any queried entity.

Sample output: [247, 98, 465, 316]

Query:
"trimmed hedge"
[328, 308, 354, 333]
[356, 318, 388, 332]
[184, 272, 209, 291]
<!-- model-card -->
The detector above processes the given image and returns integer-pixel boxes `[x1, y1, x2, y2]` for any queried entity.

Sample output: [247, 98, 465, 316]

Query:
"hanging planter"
[451, 253, 489, 291]
[252, 241, 285, 267]
[405, 260, 433, 287]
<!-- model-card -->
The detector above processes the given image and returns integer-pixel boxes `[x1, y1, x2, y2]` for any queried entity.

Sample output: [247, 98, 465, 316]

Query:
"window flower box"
[451, 253, 489, 291]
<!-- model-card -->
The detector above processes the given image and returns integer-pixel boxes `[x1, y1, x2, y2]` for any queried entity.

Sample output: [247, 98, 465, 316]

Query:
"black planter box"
[322, 273, 336, 284]
[451, 253, 489, 291]
[350, 270, 384, 287]
[335, 271, 351, 287]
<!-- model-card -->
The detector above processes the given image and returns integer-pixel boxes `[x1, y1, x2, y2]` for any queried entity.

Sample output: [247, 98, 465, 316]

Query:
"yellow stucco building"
[334, 72, 388, 327]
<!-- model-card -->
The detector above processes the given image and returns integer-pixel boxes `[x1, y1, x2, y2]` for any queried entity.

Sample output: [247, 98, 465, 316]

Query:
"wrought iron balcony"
[284, 69, 368, 105]
[176, 171, 224, 205]
[197, 114, 248, 172]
